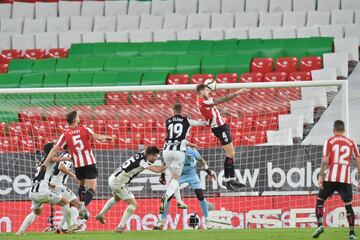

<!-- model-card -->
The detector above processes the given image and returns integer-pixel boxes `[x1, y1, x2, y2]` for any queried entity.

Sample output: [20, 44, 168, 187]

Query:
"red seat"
[23, 49, 47, 60]
[32, 121, 56, 139]
[289, 71, 312, 81]
[275, 57, 298, 73]
[239, 131, 267, 146]
[240, 72, 263, 83]
[55, 121, 69, 135]
[192, 133, 218, 148]
[300, 56, 322, 72]
[1, 49, 22, 60]
[105, 92, 130, 105]
[130, 121, 153, 134]
[0, 55, 10, 64]
[82, 119, 105, 134]
[19, 107, 44, 123]
[154, 91, 177, 104]
[131, 91, 153, 105]
[190, 74, 214, 84]
[119, 133, 143, 150]
[144, 134, 164, 148]
[19, 138, 36, 153]
[0, 122, 6, 137]
[264, 72, 288, 82]
[0, 137, 18, 153]
[94, 105, 118, 120]
[251, 58, 273, 74]
[45, 106, 68, 122]
[9, 122, 32, 138]
[167, 74, 189, 85]
[106, 120, 129, 134]
[72, 105, 93, 120]
[229, 117, 253, 133]
[178, 91, 196, 104]
[47, 48, 68, 58]
[94, 133, 118, 150]
[0, 63, 8, 73]
[216, 73, 238, 83]
[252, 116, 278, 131]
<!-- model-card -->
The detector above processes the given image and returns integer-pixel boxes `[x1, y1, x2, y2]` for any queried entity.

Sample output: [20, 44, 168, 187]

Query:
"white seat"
[128, 1, 151, 15]
[175, 0, 198, 14]
[296, 26, 320, 37]
[323, 52, 349, 77]
[12, 2, 34, 19]
[163, 14, 187, 30]
[200, 29, 224, 40]
[70, 16, 94, 32]
[269, 0, 292, 12]
[273, 27, 296, 39]
[176, 29, 200, 40]
[12, 34, 35, 50]
[35, 32, 58, 49]
[23, 18, 46, 34]
[320, 25, 344, 39]
[117, 15, 140, 31]
[81, 1, 104, 17]
[317, 0, 340, 11]
[344, 24, 360, 44]
[311, 68, 338, 92]
[47, 17, 70, 33]
[290, 100, 315, 124]
[59, 1, 81, 17]
[0, 33, 11, 50]
[235, 12, 259, 28]
[211, 13, 234, 28]
[58, 31, 82, 48]
[105, 32, 129, 43]
[1, 18, 23, 34]
[267, 128, 293, 145]
[283, 11, 307, 27]
[94, 17, 116, 32]
[129, 30, 153, 42]
[199, 0, 221, 13]
[249, 27, 272, 39]
[35, 2, 58, 18]
[0, 4, 12, 19]
[355, 10, 360, 24]
[224, 28, 248, 39]
[307, 11, 331, 26]
[278, 114, 304, 139]
[341, 0, 360, 10]
[140, 15, 164, 30]
[301, 87, 327, 108]
[151, 0, 174, 16]
[104, 1, 128, 16]
[82, 32, 105, 43]
[153, 29, 176, 41]
[259, 12, 282, 27]
[221, 0, 245, 13]
[187, 13, 211, 29]
[331, 10, 354, 24]
[293, 0, 315, 11]
[245, 0, 269, 12]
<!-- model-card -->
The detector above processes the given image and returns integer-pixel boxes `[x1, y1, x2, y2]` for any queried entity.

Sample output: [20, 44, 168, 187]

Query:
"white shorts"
[163, 150, 186, 176]
[54, 186, 77, 202]
[29, 187, 62, 210]
[109, 175, 134, 200]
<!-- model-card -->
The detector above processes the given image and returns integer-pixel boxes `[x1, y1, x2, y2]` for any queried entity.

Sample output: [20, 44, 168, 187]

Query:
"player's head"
[333, 120, 345, 134]
[196, 84, 211, 98]
[173, 103, 183, 115]
[145, 146, 160, 163]
[66, 110, 80, 126]
[43, 142, 54, 156]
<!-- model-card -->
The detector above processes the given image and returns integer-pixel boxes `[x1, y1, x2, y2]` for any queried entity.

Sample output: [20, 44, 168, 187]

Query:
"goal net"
[0, 80, 356, 233]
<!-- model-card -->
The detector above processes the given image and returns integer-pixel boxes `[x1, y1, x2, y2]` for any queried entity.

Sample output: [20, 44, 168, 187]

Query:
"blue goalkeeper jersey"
[181, 147, 201, 176]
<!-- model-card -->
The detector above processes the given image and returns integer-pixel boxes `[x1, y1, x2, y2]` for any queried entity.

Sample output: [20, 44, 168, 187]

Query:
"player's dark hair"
[196, 84, 207, 95]
[66, 111, 77, 124]
[334, 120, 345, 132]
[173, 103, 182, 114]
[145, 146, 160, 156]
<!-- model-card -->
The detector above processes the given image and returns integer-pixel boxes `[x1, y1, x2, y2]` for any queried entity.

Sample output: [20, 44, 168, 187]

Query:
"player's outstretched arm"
[147, 165, 167, 173]
[93, 133, 113, 142]
[58, 162, 78, 182]
[43, 145, 61, 166]
[213, 89, 247, 105]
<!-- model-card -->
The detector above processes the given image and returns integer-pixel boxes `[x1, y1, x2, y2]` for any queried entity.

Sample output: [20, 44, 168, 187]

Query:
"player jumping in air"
[196, 84, 247, 190]
[154, 146, 217, 230]
[44, 111, 113, 208]
[159, 103, 208, 214]
[313, 120, 360, 240]
[95, 146, 166, 233]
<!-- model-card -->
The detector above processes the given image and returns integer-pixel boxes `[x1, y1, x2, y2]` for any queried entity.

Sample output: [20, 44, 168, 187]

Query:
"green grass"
[1, 228, 357, 240]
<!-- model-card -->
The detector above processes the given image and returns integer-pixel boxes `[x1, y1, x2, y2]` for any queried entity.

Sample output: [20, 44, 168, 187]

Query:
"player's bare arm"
[43, 145, 62, 167]
[93, 133, 113, 142]
[213, 89, 248, 105]
[318, 156, 329, 190]
[58, 162, 78, 182]
[147, 165, 167, 173]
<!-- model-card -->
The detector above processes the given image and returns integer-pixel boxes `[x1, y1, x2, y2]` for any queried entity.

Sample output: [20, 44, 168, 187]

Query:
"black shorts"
[318, 181, 352, 202]
[212, 124, 233, 146]
[75, 164, 98, 180]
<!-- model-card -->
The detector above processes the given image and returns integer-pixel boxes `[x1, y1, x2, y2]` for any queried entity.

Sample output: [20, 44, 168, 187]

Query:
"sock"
[345, 205, 355, 235]
[78, 185, 86, 201]
[18, 212, 37, 233]
[118, 204, 136, 228]
[161, 199, 171, 221]
[60, 216, 66, 230]
[84, 188, 95, 206]
[165, 179, 179, 200]
[71, 206, 79, 226]
[174, 187, 181, 203]
[316, 199, 324, 227]
[224, 156, 234, 180]
[98, 197, 117, 217]
[199, 200, 209, 218]
[62, 204, 72, 228]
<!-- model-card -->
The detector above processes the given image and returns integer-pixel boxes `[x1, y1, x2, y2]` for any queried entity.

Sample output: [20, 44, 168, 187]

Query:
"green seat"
[176, 55, 202, 74]
[5, 94, 32, 107]
[211, 40, 237, 54]
[8, 59, 34, 73]
[152, 55, 178, 73]
[31, 94, 56, 106]
[201, 55, 227, 74]
[116, 71, 142, 86]
[187, 40, 214, 55]
[128, 56, 154, 72]
[163, 40, 190, 55]
[32, 59, 57, 73]
[20, 73, 44, 88]
[0, 73, 22, 88]
[283, 39, 308, 59]
[56, 58, 81, 72]
[236, 39, 262, 57]
[0, 110, 19, 123]
[92, 42, 118, 57]
[79, 92, 105, 106]
[116, 43, 141, 57]
[141, 72, 168, 85]
[103, 57, 129, 72]
[307, 37, 333, 56]
[55, 93, 81, 106]
[69, 43, 94, 58]
[43, 72, 69, 87]
[140, 42, 164, 56]
[260, 39, 284, 59]
[79, 58, 105, 72]
[225, 55, 252, 74]
[67, 72, 94, 87]
[92, 72, 118, 86]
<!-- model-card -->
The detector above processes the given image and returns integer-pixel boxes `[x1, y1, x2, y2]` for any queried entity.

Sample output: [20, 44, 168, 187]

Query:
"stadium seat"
[289, 71, 311, 81]
[119, 133, 143, 150]
[318, 0, 340, 11]
[201, 29, 224, 40]
[176, 30, 200, 40]
[211, 13, 235, 29]
[45, 106, 68, 122]
[269, 0, 292, 12]
[221, 0, 245, 13]
[331, 10, 355, 24]
[20, 73, 44, 88]
[0, 55, 9, 65]
[319, 25, 344, 39]
[12, 2, 34, 19]
[300, 56, 322, 72]
[23, 19, 46, 34]
[334, 37, 359, 62]
[0, 137, 19, 153]
[175, 0, 198, 14]
[129, 30, 153, 43]
[188, 14, 211, 29]
[342, 0, 360, 10]
[290, 100, 314, 124]
[82, 119, 105, 134]
[0, 64, 8, 74]
[56, 58, 80, 72]
[140, 15, 164, 30]
[70, 16, 94, 32]
[323, 52, 348, 77]
[253, 116, 278, 131]
[32, 58, 57, 73]
[283, 11, 307, 27]
[167, 74, 190, 85]
[47, 48, 68, 59]
[202, 55, 227, 74]
[128, 1, 151, 15]
[35, 33, 59, 50]
[297, 27, 320, 38]
[224, 28, 248, 39]
[94, 105, 118, 120]
[58, 31, 82, 49]
[104, 1, 128, 16]
[293, 0, 315, 11]
[251, 58, 273, 74]
[47, 17, 70, 33]
[8, 59, 33, 73]
[239, 131, 267, 146]
[67, 72, 94, 87]
[106, 92, 130, 106]
[79, 58, 105, 72]
[18, 106, 43, 123]
[301, 87, 327, 108]
[278, 114, 303, 139]
[216, 73, 238, 83]
[82, 33, 105, 44]
[246, 0, 269, 12]
[193, 133, 218, 148]
[176, 55, 201, 74]
[1, 49, 22, 60]
[153, 30, 177, 42]
[267, 128, 293, 145]
[198, 0, 221, 13]
[0, 3, 12, 19]
[259, 12, 283, 27]
[59, 1, 81, 17]
[264, 72, 288, 82]
[32, 121, 57, 139]
[311, 68, 337, 92]
[0, 34, 11, 51]
[116, 72, 142, 86]
[190, 73, 214, 84]
[229, 117, 253, 133]
[23, 49, 46, 60]
[0, 73, 22, 88]
[131, 91, 154, 106]
[1, 18, 23, 34]
[344, 24, 360, 44]
[43, 72, 69, 87]
[275, 57, 298, 73]
[12, 35, 35, 51]
[106, 120, 128, 135]
[81, 1, 104, 17]
[35, 2, 58, 18]
[151, 0, 174, 16]
[164, 14, 187, 30]
[105, 32, 129, 43]
[248, 27, 272, 39]
[141, 72, 168, 85]
[272, 27, 296, 39]
[235, 12, 259, 27]
[93, 17, 116, 32]
[307, 11, 331, 27]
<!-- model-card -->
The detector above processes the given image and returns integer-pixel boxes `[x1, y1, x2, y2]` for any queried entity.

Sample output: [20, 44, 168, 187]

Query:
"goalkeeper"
[154, 145, 216, 230]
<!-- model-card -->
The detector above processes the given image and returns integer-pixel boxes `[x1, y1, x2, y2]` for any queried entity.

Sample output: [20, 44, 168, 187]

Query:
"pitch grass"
[1, 228, 358, 240]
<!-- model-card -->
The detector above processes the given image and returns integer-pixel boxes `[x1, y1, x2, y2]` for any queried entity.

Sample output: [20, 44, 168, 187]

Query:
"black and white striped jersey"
[51, 152, 73, 187]
[30, 160, 56, 193]
[164, 114, 207, 151]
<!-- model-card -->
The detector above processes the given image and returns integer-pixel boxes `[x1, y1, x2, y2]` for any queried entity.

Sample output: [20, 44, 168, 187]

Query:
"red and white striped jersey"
[56, 126, 96, 168]
[197, 97, 225, 128]
[323, 134, 360, 184]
